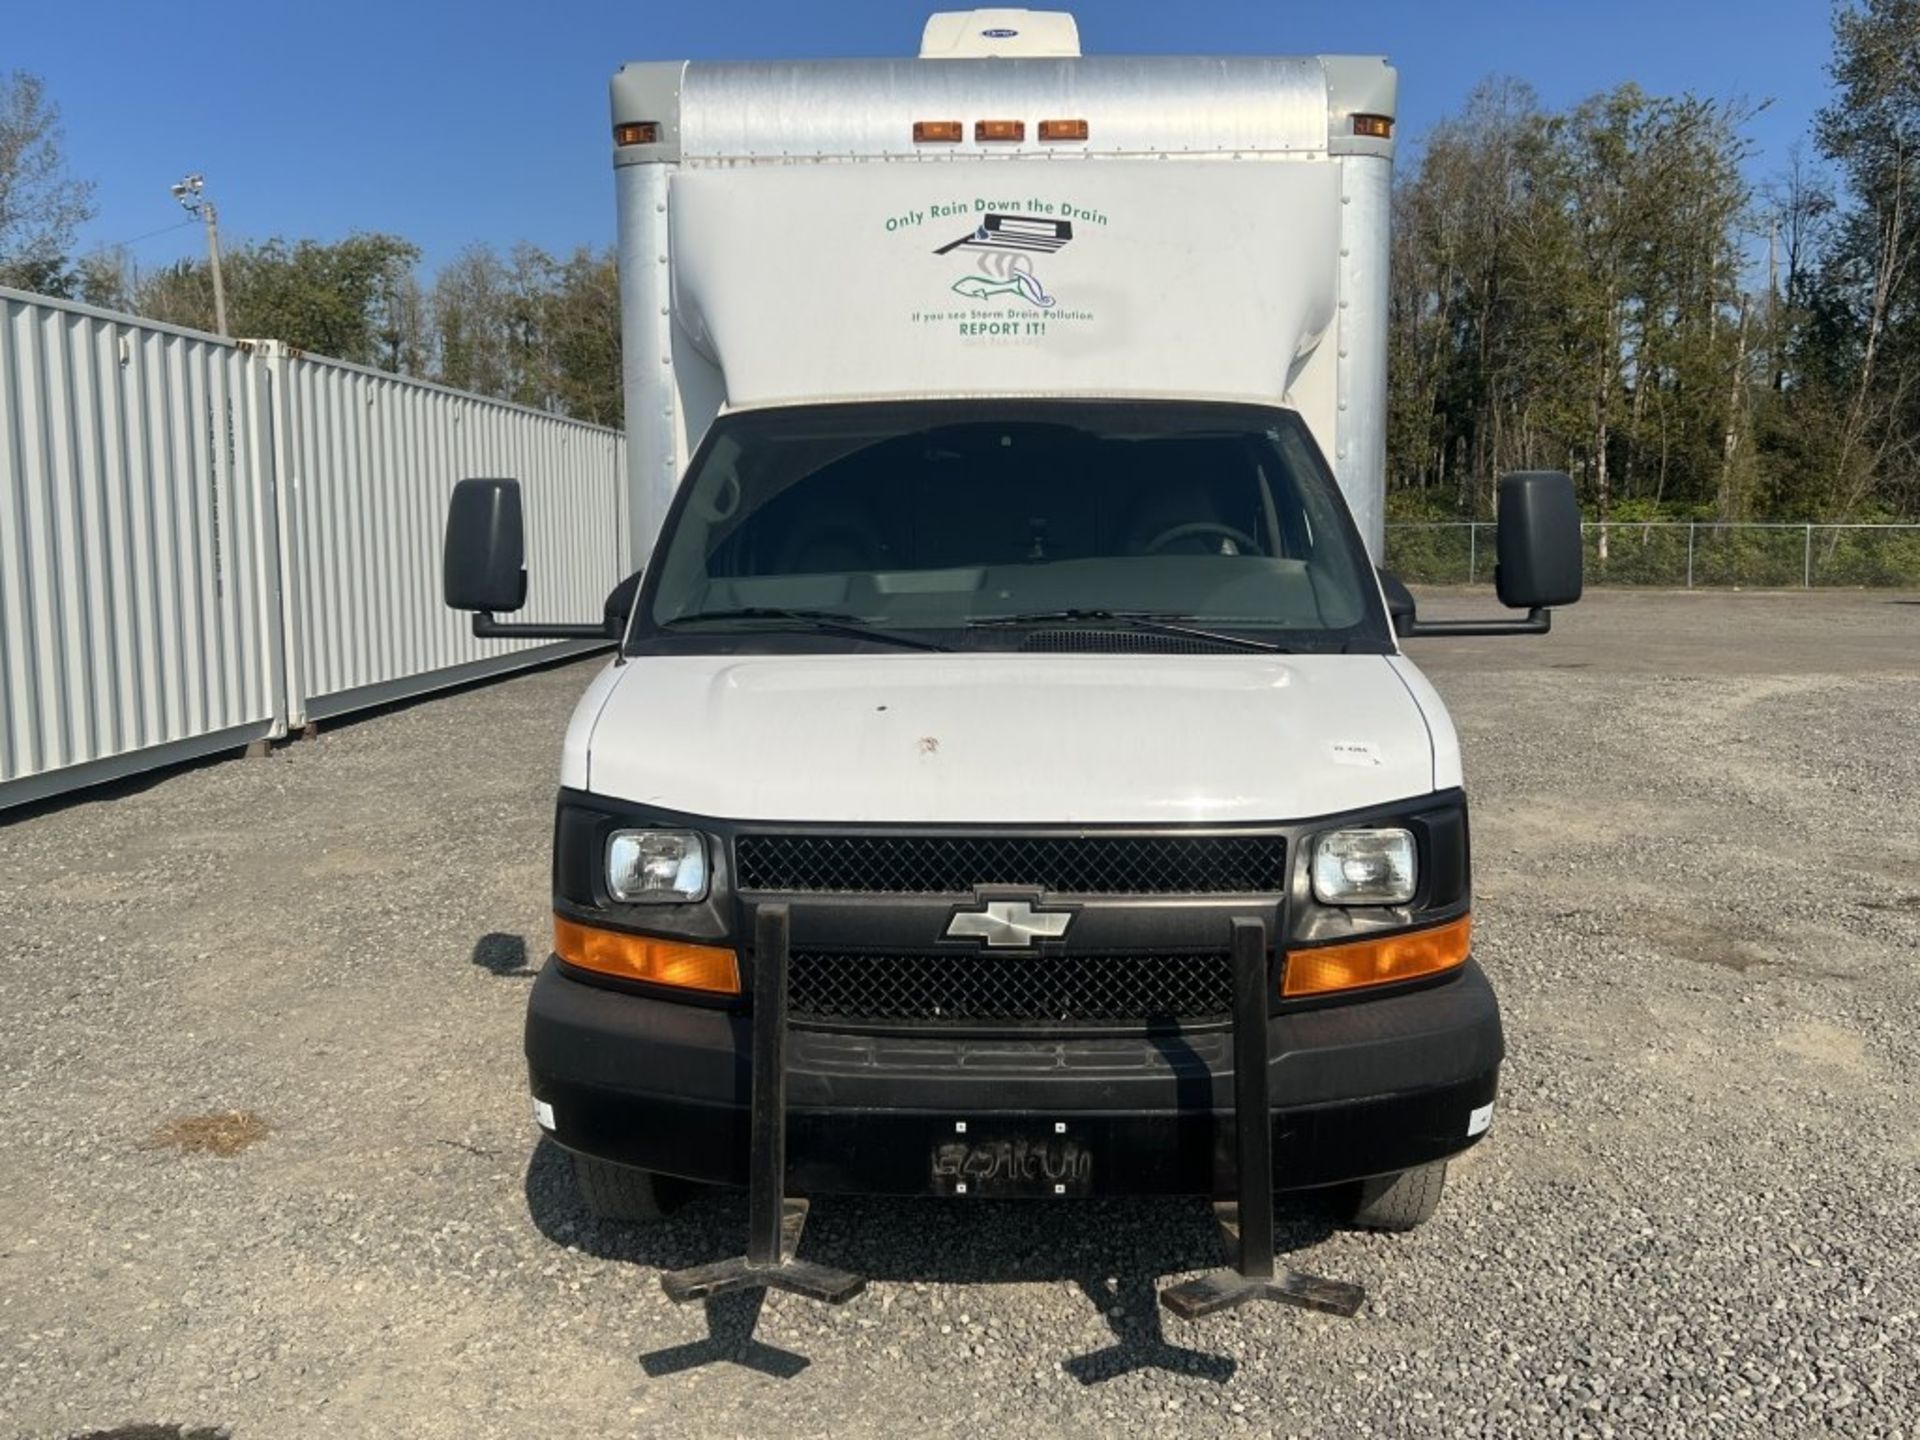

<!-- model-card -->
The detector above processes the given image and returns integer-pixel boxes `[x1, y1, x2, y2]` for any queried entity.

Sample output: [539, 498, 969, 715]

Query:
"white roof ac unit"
[918, 9, 1082, 58]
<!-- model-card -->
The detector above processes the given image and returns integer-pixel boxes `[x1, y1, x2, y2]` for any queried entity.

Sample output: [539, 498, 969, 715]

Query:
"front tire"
[571, 1153, 684, 1222]
[1338, 1160, 1448, 1231]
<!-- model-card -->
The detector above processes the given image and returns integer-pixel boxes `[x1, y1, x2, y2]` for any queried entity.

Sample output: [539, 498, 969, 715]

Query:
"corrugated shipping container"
[0, 291, 286, 807]
[0, 290, 630, 811]
[262, 344, 627, 724]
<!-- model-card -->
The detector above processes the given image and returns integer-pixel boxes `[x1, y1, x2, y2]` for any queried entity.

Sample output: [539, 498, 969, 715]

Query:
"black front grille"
[788, 949, 1234, 1025]
[735, 834, 1285, 895]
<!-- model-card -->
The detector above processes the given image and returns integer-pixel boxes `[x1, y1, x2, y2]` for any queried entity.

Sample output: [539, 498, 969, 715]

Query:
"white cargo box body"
[611, 22, 1396, 567]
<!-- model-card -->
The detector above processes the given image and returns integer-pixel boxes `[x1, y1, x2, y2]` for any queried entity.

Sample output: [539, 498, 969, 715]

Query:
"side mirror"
[1494, 471, 1583, 610]
[443, 478, 527, 613]
[443, 477, 622, 641]
[604, 570, 644, 634]
[1375, 567, 1417, 631]
[1391, 470, 1581, 639]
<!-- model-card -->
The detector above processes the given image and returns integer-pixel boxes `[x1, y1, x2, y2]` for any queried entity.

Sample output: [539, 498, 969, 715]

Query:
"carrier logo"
[944, 896, 1076, 948]
[935, 212, 1074, 309]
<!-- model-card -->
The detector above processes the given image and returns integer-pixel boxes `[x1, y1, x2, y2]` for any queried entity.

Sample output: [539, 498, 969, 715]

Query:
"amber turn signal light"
[913, 120, 964, 143]
[614, 121, 661, 146]
[1282, 914, 1470, 998]
[1351, 113, 1394, 139]
[554, 916, 740, 994]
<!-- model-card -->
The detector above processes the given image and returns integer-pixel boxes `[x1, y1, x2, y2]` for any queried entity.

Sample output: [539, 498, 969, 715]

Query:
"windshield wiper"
[660, 606, 950, 652]
[965, 609, 1291, 654]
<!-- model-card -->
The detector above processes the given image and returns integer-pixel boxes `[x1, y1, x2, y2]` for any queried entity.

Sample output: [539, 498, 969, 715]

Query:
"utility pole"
[169, 174, 228, 338]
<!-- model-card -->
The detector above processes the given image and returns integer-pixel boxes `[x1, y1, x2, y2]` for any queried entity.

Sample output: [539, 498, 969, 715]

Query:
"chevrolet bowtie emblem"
[944, 898, 1075, 949]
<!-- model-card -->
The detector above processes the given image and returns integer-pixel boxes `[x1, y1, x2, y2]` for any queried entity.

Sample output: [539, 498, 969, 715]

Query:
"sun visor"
[669, 160, 1340, 407]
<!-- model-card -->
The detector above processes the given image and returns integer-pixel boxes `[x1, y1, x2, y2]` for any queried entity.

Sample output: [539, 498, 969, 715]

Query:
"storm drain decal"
[936, 214, 1073, 308]
[885, 198, 1107, 338]
[935, 212, 1075, 256]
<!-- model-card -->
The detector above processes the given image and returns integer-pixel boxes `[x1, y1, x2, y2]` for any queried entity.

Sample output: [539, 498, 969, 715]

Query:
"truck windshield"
[639, 400, 1390, 653]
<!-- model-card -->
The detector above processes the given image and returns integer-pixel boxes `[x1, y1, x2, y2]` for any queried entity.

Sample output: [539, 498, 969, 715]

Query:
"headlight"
[1311, 828, 1416, 905]
[607, 829, 708, 903]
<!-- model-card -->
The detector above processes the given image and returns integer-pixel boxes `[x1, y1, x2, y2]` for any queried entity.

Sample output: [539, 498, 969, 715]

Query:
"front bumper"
[526, 956, 1503, 1196]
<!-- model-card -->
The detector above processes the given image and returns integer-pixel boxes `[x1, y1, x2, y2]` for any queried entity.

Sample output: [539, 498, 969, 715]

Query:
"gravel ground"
[1, 588, 1916, 1439]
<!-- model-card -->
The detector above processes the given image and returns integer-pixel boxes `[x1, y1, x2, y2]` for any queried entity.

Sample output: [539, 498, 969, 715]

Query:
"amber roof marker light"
[614, 121, 661, 147]
[1038, 119, 1090, 142]
[1351, 114, 1394, 139]
[975, 119, 1027, 143]
[912, 120, 964, 143]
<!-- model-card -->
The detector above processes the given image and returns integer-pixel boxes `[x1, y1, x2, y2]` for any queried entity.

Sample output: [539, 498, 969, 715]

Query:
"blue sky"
[13, 0, 1839, 279]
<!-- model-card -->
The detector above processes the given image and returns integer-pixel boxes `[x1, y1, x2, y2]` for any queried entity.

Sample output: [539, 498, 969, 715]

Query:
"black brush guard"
[657, 908, 1362, 1321]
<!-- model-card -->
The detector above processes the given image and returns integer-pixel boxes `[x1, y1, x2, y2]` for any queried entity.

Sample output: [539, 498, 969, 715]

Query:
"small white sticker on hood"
[1330, 740, 1383, 767]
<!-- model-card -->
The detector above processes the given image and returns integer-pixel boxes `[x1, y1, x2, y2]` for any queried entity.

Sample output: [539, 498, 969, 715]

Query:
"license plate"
[931, 1125, 1092, 1197]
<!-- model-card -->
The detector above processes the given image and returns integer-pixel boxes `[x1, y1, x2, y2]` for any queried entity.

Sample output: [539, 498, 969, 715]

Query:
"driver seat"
[1122, 486, 1241, 557]
[1118, 440, 1264, 556]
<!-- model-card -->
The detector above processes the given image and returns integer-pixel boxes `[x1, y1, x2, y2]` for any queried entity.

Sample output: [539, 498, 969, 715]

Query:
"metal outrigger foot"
[659, 906, 866, 1308]
[1160, 919, 1365, 1322]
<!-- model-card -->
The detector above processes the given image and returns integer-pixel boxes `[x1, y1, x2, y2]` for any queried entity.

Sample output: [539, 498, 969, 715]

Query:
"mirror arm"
[1398, 607, 1552, 639]
[472, 612, 617, 640]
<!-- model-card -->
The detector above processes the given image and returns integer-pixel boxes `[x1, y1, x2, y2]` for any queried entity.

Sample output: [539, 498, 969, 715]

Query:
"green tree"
[537, 246, 622, 427]
[136, 233, 423, 368]
[1389, 78, 1558, 517]
[1388, 80, 1757, 538]
[426, 241, 621, 423]
[0, 71, 94, 294]
[1803, 0, 1920, 517]
[71, 249, 132, 311]
[431, 244, 518, 397]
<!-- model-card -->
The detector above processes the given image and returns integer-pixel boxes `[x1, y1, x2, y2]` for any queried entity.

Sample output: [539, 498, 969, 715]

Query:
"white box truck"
[442, 10, 1581, 1277]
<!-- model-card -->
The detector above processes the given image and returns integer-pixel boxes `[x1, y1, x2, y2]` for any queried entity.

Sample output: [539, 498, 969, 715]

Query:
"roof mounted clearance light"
[975, 118, 1026, 143]
[913, 120, 964, 143]
[1038, 119, 1089, 142]
[1351, 114, 1394, 139]
[614, 121, 660, 146]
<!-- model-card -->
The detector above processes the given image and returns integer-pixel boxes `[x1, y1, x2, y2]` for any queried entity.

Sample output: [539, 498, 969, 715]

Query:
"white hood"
[573, 653, 1440, 824]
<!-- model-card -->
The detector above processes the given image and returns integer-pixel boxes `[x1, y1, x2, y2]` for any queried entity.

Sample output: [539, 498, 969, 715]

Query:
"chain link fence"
[1385, 522, 1920, 588]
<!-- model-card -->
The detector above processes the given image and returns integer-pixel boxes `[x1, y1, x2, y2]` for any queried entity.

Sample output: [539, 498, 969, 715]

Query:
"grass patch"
[142, 1110, 270, 1158]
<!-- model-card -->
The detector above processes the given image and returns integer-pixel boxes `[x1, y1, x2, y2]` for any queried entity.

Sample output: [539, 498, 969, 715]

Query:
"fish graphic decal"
[951, 268, 1055, 308]
[936, 212, 1074, 309]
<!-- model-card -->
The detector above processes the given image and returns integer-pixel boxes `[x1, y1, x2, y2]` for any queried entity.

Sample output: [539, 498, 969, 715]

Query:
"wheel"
[1338, 1160, 1448, 1232]
[570, 1152, 686, 1222]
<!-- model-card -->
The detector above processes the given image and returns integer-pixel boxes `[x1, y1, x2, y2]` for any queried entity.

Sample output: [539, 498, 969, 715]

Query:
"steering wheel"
[1142, 521, 1260, 555]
